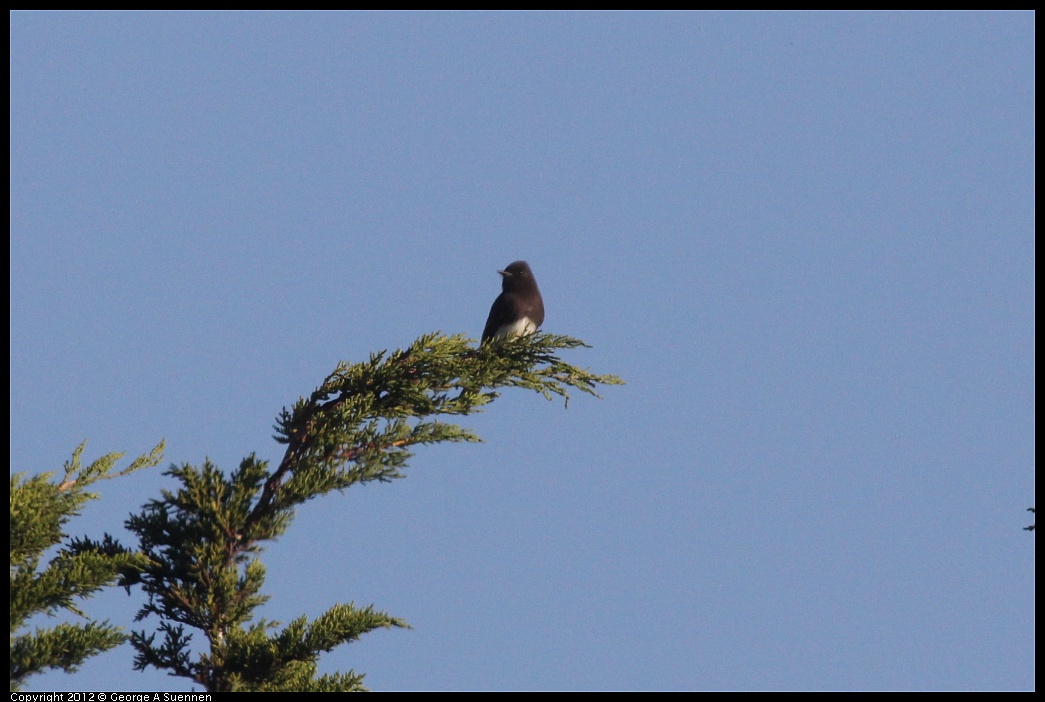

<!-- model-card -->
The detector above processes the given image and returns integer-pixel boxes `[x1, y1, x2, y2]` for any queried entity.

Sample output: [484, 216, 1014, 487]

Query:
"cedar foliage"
[10, 442, 165, 691]
[126, 332, 621, 691]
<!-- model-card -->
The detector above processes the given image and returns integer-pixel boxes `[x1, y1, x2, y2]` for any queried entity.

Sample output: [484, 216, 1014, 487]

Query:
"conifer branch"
[124, 332, 621, 691]
[9, 443, 164, 691]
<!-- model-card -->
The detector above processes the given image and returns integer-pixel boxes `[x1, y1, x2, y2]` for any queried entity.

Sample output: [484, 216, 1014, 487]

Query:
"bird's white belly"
[494, 316, 538, 340]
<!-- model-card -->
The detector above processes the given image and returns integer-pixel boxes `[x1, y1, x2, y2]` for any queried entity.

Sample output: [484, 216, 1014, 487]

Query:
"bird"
[481, 260, 545, 343]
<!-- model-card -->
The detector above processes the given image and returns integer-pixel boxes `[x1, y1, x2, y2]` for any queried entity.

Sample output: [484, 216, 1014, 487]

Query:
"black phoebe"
[481, 260, 545, 343]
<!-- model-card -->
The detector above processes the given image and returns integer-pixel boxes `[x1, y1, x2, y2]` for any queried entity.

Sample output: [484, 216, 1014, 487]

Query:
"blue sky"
[10, 11, 1034, 691]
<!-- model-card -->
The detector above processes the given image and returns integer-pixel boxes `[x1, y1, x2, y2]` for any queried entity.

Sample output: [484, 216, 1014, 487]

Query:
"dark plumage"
[481, 260, 545, 343]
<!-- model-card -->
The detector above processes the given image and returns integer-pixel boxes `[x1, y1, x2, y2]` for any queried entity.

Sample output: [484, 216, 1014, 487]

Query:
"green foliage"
[127, 332, 621, 691]
[9, 442, 165, 691]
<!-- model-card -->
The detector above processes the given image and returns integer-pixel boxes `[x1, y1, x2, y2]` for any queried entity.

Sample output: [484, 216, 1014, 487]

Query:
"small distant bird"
[482, 260, 545, 343]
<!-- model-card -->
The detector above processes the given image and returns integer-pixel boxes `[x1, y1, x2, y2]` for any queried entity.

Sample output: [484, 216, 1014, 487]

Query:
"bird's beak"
[498, 269, 509, 277]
